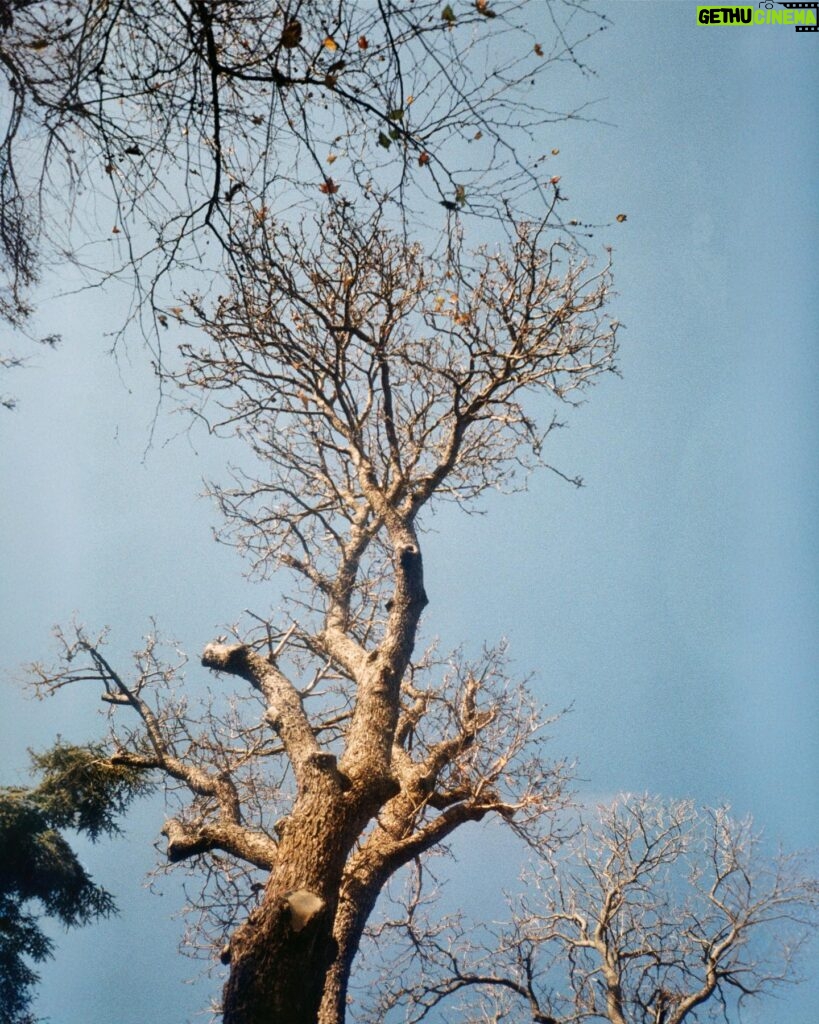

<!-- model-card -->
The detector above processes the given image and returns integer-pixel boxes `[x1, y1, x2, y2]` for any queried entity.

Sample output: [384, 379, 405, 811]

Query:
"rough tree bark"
[203, 524, 430, 1023]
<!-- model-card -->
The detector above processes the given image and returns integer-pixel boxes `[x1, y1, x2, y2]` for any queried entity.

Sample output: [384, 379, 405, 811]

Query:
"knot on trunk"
[392, 542, 428, 611]
[398, 542, 418, 568]
[283, 889, 325, 934]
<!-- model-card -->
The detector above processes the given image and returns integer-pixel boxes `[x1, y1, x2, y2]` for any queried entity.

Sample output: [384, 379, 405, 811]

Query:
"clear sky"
[1, 2, 817, 1021]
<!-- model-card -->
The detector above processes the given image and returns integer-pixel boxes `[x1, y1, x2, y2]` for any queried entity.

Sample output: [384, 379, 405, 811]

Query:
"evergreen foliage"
[0, 744, 154, 1024]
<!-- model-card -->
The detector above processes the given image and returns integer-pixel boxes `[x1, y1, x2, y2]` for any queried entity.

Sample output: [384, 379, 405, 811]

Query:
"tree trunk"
[317, 865, 383, 1024]
[222, 894, 337, 1024]
[220, 772, 354, 1023]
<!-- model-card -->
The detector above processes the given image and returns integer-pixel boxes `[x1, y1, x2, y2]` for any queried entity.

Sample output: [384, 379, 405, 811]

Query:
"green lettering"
[784, 11, 794, 24]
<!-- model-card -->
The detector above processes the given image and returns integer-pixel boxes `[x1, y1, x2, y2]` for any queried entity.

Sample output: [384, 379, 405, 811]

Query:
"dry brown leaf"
[280, 20, 302, 48]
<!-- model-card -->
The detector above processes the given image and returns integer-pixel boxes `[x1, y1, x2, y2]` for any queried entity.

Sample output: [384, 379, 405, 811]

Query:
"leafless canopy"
[0, 0, 608, 327]
[28, 177, 617, 1019]
[365, 794, 818, 1024]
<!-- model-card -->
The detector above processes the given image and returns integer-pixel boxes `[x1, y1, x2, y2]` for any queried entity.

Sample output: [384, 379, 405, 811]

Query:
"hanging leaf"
[388, 108, 404, 122]
[550, 175, 561, 185]
[327, 153, 338, 164]
[377, 132, 392, 149]
[418, 152, 430, 166]
[358, 35, 368, 49]
[552, 148, 560, 155]
[319, 178, 340, 194]
[473, 130, 483, 140]
[323, 36, 338, 51]
[616, 213, 627, 222]
[224, 180, 245, 201]
[441, 4, 456, 25]
[475, 0, 496, 16]
[455, 183, 466, 205]
[280, 19, 302, 48]
[534, 43, 544, 57]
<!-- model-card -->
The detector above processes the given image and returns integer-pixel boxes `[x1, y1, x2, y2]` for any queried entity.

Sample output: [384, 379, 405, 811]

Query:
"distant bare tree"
[366, 794, 818, 1024]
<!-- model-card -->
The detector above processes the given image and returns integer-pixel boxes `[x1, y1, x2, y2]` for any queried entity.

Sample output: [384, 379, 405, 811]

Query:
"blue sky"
[1, 2, 817, 1021]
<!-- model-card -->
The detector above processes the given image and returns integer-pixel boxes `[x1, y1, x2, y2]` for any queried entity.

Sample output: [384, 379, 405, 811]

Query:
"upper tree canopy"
[0, 0, 609, 329]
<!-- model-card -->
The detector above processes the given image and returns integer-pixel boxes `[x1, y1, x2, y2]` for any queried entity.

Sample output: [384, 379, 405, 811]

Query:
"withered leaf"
[280, 20, 302, 48]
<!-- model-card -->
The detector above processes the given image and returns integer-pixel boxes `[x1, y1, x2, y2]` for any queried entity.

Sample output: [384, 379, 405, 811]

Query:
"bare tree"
[366, 794, 818, 1024]
[26, 190, 617, 1024]
[4, 8, 814, 1024]
[3, 3, 626, 1021]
